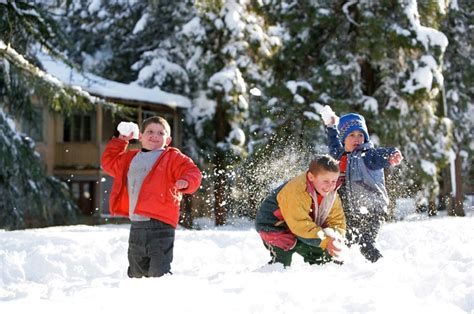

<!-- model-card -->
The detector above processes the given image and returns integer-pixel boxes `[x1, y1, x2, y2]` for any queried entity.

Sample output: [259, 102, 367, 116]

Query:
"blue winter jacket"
[326, 126, 396, 213]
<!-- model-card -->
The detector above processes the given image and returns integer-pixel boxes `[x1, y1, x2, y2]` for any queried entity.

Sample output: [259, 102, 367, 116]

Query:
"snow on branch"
[342, 0, 360, 27]
[0, 41, 113, 110]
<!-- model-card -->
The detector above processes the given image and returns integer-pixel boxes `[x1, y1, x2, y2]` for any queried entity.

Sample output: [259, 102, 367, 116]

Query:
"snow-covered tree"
[0, 0, 80, 229]
[440, 0, 473, 216]
[129, 0, 280, 225]
[5, 0, 468, 228]
[254, 1, 454, 215]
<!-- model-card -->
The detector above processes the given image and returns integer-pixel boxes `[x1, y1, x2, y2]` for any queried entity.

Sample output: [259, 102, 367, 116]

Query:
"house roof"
[37, 52, 191, 109]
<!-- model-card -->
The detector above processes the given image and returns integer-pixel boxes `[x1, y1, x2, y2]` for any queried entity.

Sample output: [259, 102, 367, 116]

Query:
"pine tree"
[256, 1, 453, 215]
[0, 0, 106, 229]
[440, 0, 473, 216]
[129, 0, 278, 225]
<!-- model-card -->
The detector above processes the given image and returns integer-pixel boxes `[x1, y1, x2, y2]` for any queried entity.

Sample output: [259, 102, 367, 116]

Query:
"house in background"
[24, 52, 191, 218]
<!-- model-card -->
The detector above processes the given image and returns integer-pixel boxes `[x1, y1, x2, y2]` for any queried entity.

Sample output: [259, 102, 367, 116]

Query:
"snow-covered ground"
[1, 214, 472, 313]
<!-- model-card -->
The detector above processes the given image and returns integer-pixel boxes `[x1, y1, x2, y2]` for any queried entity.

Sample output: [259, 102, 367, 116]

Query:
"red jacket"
[101, 138, 202, 228]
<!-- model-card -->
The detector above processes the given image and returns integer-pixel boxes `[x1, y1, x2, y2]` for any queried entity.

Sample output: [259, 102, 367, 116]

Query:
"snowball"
[317, 229, 326, 240]
[318, 105, 339, 125]
[323, 227, 348, 262]
[117, 122, 139, 139]
[323, 227, 344, 242]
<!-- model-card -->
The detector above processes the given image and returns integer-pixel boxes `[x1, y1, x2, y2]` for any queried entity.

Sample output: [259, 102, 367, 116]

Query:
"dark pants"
[345, 210, 386, 262]
[127, 219, 175, 278]
[265, 240, 332, 267]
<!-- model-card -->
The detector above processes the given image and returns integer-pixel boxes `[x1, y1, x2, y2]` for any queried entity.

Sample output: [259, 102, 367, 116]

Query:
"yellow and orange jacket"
[255, 173, 346, 251]
[101, 138, 202, 228]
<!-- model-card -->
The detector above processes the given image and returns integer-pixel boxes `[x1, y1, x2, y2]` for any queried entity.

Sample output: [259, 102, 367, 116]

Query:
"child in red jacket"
[101, 116, 202, 277]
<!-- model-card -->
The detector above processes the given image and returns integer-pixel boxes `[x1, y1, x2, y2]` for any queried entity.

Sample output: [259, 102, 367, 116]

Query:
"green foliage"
[0, 0, 67, 62]
[0, 109, 78, 230]
[10, 0, 468, 222]
[0, 0, 106, 229]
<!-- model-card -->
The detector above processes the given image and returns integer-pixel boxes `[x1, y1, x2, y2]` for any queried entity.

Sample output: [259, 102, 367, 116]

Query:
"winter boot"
[360, 243, 383, 263]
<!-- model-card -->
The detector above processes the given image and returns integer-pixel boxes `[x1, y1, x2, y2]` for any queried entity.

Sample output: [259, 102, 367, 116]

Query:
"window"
[64, 112, 96, 142]
[22, 107, 44, 142]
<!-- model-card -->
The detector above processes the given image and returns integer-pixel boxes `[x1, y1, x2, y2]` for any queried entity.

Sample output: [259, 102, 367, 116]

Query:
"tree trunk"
[180, 194, 194, 229]
[214, 152, 227, 226]
[453, 151, 465, 216]
[214, 93, 227, 226]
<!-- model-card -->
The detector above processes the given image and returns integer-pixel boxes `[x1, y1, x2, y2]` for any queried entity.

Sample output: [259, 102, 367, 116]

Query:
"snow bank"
[0, 215, 472, 313]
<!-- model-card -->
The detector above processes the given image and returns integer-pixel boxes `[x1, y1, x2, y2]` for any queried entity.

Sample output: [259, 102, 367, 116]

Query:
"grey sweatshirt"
[127, 149, 164, 221]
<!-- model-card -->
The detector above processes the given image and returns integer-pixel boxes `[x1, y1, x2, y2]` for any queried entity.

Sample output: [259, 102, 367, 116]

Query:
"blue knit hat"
[337, 113, 369, 143]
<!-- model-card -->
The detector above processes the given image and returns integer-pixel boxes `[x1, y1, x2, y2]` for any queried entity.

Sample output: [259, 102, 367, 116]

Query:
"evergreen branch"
[0, 40, 118, 113]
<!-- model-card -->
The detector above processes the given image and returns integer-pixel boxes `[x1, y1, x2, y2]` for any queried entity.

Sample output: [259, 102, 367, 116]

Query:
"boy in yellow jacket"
[255, 155, 346, 266]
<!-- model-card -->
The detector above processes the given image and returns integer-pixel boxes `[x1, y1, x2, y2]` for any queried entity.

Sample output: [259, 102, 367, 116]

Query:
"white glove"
[117, 122, 139, 139]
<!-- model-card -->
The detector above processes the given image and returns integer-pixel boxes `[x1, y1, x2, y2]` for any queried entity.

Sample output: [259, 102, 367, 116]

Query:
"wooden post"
[96, 106, 103, 216]
[214, 93, 227, 226]
[453, 151, 465, 216]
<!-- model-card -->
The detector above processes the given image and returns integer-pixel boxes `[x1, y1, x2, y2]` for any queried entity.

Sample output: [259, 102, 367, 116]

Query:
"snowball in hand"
[323, 227, 348, 262]
[318, 105, 339, 125]
[117, 122, 139, 139]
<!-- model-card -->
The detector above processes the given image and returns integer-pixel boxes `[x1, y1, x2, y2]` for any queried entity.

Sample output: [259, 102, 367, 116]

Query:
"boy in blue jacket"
[325, 113, 403, 262]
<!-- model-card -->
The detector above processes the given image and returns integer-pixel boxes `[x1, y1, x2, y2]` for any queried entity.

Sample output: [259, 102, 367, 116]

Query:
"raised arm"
[326, 126, 345, 159]
[101, 137, 130, 177]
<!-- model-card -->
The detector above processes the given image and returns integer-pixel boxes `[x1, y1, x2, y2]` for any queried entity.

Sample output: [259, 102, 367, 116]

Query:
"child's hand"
[389, 150, 403, 166]
[175, 179, 189, 190]
[326, 237, 342, 258]
[326, 115, 338, 126]
[117, 132, 134, 142]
